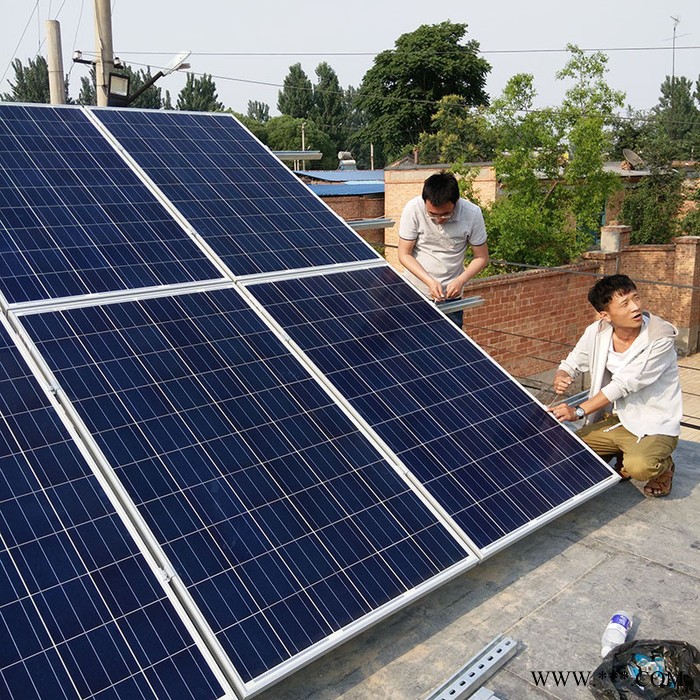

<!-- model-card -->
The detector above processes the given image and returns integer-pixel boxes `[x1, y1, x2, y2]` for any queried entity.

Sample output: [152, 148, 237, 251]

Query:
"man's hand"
[553, 370, 574, 395]
[547, 402, 576, 422]
[427, 278, 446, 301]
[444, 278, 465, 299]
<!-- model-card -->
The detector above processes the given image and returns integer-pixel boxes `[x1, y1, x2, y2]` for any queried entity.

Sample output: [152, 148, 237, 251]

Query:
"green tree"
[343, 85, 371, 167]
[265, 116, 336, 169]
[1, 56, 52, 103]
[176, 73, 224, 111]
[277, 63, 313, 118]
[557, 45, 624, 236]
[652, 76, 700, 158]
[311, 62, 346, 145]
[485, 45, 624, 267]
[247, 100, 270, 122]
[77, 68, 96, 105]
[609, 107, 654, 158]
[681, 186, 700, 234]
[356, 21, 490, 165]
[417, 95, 495, 163]
[621, 168, 684, 244]
[486, 75, 573, 267]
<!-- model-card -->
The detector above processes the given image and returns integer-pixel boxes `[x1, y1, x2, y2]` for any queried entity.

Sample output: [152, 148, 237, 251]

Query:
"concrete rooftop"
[257, 354, 700, 700]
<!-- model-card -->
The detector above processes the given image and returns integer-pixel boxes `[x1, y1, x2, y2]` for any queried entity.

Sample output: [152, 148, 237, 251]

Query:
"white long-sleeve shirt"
[558, 312, 682, 438]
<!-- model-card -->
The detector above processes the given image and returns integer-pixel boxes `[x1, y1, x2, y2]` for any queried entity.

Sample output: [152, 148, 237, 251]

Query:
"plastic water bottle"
[601, 611, 632, 657]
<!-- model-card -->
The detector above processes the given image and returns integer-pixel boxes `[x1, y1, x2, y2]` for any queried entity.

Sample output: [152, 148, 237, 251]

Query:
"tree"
[486, 75, 573, 267]
[176, 74, 224, 112]
[77, 68, 96, 105]
[121, 66, 165, 109]
[621, 168, 684, 244]
[343, 85, 371, 167]
[356, 21, 490, 165]
[652, 76, 700, 159]
[556, 45, 624, 236]
[277, 63, 313, 118]
[265, 116, 336, 169]
[311, 62, 346, 146]
[1, 56, 52, 103]
[681, 185, 700, 234]
[417, 95, 495, 164]
[485, 45, 625, 268]
[247, 100, 270, 123]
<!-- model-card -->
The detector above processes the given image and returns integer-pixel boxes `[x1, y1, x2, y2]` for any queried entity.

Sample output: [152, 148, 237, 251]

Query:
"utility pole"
[46, 20, 66, 104]
[94, 0, 115, 106]
[301, 121, 306, 170]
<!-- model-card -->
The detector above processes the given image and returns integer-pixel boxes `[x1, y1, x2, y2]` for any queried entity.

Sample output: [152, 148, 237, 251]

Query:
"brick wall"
[320, 193, 386, 246]
[461, 264, 601, 380]
[405, 235, 700, 380]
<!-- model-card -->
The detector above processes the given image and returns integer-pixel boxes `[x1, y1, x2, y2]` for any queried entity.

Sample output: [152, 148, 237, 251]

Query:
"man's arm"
[444, 242, 489, 298]
[548, 389, 610, 423]
[398, 237, 445, 300]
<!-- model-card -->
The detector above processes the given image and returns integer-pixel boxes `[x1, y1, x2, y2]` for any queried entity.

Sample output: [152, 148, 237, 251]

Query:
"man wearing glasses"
[398, 171, 489, 326]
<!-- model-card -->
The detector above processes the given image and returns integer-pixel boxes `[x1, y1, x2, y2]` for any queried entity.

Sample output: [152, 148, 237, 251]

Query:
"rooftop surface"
[257, 353, 700, 700]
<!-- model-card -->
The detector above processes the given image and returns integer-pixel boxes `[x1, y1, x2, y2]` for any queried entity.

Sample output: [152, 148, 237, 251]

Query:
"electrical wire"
[0, 1, 41, 88]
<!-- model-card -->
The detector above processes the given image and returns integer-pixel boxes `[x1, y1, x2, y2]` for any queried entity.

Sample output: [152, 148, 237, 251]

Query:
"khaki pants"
[576, 415, 677, 481]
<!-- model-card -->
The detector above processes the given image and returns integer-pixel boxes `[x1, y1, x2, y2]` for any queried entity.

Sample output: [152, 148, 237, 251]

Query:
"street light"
[72, 50, 191, 107]
[121, 51, 191, 106]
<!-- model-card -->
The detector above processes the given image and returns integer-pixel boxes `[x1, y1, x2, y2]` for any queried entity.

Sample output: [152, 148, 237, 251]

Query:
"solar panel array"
[92, 108, 379, 276]
[247, 267, 615, 553]
[0, 104, 221, 304]
[0, 103, 616, 699]
[0, 318, 226, 700]
[20, 288, 472, 686]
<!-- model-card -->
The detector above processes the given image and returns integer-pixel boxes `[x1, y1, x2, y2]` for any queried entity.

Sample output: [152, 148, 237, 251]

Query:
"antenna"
[622, 148, 644, 169]
[670, 15, 680, 84]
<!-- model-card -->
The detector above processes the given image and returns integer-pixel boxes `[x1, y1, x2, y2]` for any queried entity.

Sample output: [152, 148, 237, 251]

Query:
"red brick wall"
[462, 264, 601, 379]
[321, 194, 385, 245]
[451, 237, 700, 379]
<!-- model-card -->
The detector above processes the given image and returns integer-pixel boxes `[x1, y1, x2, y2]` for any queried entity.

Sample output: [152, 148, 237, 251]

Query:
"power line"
[116, 45, 700, 58]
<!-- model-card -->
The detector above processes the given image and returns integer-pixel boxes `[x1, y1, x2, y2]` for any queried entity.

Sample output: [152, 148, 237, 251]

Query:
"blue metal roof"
[295, 169, 384, 183]
[307, 183, 385, 196]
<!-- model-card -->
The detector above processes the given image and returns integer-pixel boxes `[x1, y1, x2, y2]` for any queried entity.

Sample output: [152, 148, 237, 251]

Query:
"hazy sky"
[2, 0, 699, 115]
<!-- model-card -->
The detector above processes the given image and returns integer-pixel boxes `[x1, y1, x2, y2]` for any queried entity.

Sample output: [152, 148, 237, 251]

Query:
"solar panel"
[18, 287, 475, 692]
[90, 108, 379, 275]
[0, 318, 226, 700]
[0, 104, 221, 304]
[246, 266, 617, 554]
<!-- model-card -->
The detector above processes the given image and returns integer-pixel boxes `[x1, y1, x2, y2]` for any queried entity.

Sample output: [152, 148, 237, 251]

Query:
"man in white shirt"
[549, 274, 682, 497]
[398, 171, 489, 326]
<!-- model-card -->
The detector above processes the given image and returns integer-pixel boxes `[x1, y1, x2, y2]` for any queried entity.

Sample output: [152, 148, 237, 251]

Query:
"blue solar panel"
[0, 104, 221, 303]
[247, 266, 617, 553]
[20, 288, 473, 688]
[91, 108, 379, 275]
[0, 320, 225, 700]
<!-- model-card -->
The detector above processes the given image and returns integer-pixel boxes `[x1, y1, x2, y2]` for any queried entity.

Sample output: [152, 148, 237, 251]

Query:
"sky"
[2, 0, 699, 118]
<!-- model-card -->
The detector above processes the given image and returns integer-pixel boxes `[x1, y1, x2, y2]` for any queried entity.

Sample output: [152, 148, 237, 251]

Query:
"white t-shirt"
[399, 195, 487, 295]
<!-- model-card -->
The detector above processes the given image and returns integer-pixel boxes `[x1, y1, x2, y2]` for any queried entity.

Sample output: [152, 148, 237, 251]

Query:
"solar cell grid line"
[89, 108, 380, 276]
[0, 103, 223, 304]
[244, 265, 618, 556]
[17, 286, 476, 695]
[0, 317, 229, 700]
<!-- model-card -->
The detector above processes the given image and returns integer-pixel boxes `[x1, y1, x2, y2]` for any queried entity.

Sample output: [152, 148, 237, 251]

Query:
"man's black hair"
[588, 274, 638, 312]
[421, 171, 460, 206]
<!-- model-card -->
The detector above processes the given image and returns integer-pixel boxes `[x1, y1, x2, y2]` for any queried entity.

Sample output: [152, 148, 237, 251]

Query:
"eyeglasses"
[426, 205, 455, 222]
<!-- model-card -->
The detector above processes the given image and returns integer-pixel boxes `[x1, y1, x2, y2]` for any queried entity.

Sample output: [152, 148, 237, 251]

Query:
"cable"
[0, 1, 41, 88]
[116, 45, 700, 58]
